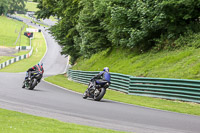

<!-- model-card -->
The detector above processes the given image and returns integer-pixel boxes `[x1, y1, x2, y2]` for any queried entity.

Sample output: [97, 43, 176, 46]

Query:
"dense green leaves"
[0, 0, 27, 15]
[36, 0, 200, 64]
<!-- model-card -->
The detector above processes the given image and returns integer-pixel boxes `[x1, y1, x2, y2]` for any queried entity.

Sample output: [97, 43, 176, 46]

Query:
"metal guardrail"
[67, 69, 200, 103]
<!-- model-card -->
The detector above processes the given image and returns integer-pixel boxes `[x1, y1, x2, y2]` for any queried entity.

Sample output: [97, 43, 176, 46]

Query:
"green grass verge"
[0, 16, 29, 47]
[0, 46, 32, 64]
[72, 47, 200, 80]
[44, 74, 200, 116]
[0, 56, 13, 64]
[25, 2, 39, 12]
[15, 14, 30, 20]
[0, 108, 125, 133]
[49, 16, 58, 22]
[0, 32, 46, 72]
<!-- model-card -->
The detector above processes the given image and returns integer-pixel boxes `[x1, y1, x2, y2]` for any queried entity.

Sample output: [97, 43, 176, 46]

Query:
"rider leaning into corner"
[22, 62, 44, 88]
[94, 67, 111, 87]
[85, 67, 111, 95]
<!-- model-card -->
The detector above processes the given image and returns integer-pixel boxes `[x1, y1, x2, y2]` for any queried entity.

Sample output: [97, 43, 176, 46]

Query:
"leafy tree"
[0, 0, 9, 15]
[36, 0, 81, 63]
[36, 0, 200, 63]
[0, 0, 27, 15]
[75, 0, 110, 58]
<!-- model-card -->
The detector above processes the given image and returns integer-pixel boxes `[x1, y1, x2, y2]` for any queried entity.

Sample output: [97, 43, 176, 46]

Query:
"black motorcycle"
[83, 79, 110, 101]
[23, 71, 42, 90]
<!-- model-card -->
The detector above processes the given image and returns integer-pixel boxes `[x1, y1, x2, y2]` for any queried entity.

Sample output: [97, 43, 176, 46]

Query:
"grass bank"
[0, 32, 46, 72]
[25, 2, 39, 12]
[0, 56, 13, 64]
[72, 47, 200, 80]
[0, 108, 125, 133]
[0, 50, 30, 64]
[44, 74, 200, 116]
[0, 16, 29, 47]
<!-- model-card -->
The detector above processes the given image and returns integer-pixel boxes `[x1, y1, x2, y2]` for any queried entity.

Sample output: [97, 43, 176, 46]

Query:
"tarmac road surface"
[0, 16, 200, 133]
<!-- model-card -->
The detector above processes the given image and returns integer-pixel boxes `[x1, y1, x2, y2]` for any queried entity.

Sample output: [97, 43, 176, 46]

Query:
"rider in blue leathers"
[83, 67, 111, 98]
[93, 67, 111, 87]
[86, 67, 111, 92]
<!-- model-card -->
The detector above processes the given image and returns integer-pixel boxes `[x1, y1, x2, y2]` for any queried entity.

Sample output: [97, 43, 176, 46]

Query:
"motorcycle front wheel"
[29, 79, 37, 90]
[83, 88, 89, 99]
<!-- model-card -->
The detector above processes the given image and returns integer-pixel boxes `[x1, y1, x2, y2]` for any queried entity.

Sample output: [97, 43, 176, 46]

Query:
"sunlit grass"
[0, 16, 29, 47]
[0, 32, 46, 72]
[0, 108, 125, 133]
[25, 2, 38, 12]
[72, 47, 200, 80]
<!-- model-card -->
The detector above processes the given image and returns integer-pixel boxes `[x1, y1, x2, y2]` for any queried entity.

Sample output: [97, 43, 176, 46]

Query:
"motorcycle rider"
[22, 62, 44, 88]
[93, 67, 111, 87]
[85, 67, 111, 95]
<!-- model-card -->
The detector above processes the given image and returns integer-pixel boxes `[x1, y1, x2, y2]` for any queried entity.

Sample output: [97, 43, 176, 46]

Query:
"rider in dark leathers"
[22, 62, 44, 88]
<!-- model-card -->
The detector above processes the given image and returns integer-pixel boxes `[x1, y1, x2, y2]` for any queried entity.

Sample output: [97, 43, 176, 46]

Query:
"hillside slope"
[72, 47, 200, 80]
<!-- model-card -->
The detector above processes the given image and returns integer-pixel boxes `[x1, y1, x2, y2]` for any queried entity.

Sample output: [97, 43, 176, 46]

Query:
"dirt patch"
[0, 46, 18, 57]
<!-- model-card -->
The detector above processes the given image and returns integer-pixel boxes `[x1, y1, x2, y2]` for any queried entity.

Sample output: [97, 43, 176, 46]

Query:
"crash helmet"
[103, 67, 109, 72]
[38, 62, 43, 66]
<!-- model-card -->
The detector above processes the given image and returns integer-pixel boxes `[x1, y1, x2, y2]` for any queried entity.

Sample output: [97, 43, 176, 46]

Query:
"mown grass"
[0, 32, 46, 72]
[49, 16, 58, 22]
[15, 14, 30, 20]
[0, 108, 125, 133]
[72, 47, 200, 80]
[0, 50, 30, 64]
[0, 56, 13, 64]
[0, 16, 29, 47]
[25, 2, 39, 12]
[45, 74, 200, 116]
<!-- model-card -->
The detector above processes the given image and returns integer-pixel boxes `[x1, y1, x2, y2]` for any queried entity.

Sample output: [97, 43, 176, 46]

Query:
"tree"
[75, 0, 110, 58]
[0, 0, 9, 15]
[0, 0, 27, 15]
[36, 0, 81, 63]
[35, 0, 200, 63]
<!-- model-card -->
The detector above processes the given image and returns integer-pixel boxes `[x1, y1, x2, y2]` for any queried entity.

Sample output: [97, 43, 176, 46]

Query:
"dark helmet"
[103, 67, 109, 72]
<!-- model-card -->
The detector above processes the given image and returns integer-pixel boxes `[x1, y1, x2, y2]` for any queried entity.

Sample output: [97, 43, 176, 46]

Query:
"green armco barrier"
[67, 69, 200, 103]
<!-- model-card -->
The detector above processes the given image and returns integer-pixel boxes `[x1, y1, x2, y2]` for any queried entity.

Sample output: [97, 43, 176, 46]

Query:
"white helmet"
[103, 67, 109, 72]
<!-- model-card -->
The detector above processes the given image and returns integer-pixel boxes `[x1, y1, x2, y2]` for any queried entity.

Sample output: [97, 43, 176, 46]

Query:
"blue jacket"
[95, 71, 111, 82]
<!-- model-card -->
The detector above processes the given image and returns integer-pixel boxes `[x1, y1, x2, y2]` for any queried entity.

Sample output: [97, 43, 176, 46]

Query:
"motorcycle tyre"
[83, 90, 88, 99]
[94, 88, 106, 101]
[22, 81, 25, 88]
[83, 92, 88, 99]
[29, 79, 37, 90]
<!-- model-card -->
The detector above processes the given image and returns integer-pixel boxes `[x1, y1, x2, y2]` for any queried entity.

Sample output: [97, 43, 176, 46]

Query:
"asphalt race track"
[0, 16, 200, 133]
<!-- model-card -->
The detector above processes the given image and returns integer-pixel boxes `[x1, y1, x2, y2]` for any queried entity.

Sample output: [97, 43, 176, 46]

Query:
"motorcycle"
[83, 79, 110, 101]
[23, 71, 42, 90]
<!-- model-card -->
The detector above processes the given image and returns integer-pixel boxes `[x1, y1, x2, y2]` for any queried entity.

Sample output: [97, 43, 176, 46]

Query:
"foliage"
[0, 0, 27, 15]
[36, 0, 81, 63]
[36, 0, 200, 63]
[75, 0, 110, 58]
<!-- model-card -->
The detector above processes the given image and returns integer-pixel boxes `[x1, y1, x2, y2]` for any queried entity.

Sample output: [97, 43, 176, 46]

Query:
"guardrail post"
[127, 76, 132, 95]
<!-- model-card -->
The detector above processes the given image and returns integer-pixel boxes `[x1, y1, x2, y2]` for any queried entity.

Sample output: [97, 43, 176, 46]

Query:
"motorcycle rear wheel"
[94, 88, 106, 101]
